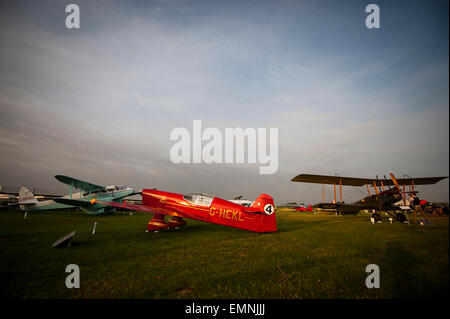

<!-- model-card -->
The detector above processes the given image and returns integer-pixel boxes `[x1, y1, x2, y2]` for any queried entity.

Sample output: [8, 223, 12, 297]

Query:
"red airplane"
[92, 189, 277, 233]
[295, 205, 313, 212]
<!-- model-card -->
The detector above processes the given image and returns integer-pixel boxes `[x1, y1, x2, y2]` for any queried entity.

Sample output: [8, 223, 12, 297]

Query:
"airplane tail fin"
[251, 193, 277, 232]
[18, 187, 38, 205]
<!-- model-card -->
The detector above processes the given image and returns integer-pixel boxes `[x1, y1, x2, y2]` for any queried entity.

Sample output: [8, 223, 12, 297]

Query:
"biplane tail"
[18, 187, 38, 205]
[251, 193, 277, 232]
[16, 187, 39, 210]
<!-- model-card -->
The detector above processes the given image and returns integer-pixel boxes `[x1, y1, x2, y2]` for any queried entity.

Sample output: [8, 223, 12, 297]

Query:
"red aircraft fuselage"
[295, 205, 313, 212]
[100, 189, 277, 233]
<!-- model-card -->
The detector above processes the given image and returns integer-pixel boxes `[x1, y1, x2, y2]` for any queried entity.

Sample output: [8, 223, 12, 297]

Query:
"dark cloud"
[0, 0, 448, 204]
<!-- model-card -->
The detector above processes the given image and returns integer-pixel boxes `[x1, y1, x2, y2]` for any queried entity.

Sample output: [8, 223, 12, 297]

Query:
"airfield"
[0, 208, 448, 299]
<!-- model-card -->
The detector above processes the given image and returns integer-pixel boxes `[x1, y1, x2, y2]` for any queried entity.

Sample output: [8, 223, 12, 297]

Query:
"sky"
[0, 0, 448, 204]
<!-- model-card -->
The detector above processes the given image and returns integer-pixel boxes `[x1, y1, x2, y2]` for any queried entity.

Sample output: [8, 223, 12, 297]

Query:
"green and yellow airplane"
[18, 175, 137, 215]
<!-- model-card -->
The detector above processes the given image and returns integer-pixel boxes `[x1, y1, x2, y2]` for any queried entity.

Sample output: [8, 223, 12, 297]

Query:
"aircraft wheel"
[396, 212, 406, 222]
[371, 212, 381, 222]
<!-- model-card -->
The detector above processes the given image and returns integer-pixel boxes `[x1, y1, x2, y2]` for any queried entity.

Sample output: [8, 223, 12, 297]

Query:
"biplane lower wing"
[94, 200, 156, 213]
[53, 198, 115, 215]
[94, 200, 199, 220]
[313, 203, 361, 214]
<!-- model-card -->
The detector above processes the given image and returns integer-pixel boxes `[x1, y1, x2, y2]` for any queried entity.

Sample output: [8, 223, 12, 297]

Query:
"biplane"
[18, 175, 136, 215]
[91, 189, 277, 233]
[291, 172, 448, 221]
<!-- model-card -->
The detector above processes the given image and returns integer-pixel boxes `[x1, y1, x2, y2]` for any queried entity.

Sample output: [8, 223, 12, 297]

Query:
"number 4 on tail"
[264, 204, 274, 215]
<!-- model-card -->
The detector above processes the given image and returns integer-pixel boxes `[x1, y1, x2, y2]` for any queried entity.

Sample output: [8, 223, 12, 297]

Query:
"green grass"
[0, 209, 448, 299]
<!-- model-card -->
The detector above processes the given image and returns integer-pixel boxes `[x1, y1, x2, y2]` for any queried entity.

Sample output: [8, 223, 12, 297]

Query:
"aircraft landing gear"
[371, 212, 381, 222]
[396, 212, 406, 223]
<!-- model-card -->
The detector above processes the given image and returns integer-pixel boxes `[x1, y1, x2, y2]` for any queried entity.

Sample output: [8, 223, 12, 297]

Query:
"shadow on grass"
[384, 241, 448, 298]
[276, 219, 330, 233]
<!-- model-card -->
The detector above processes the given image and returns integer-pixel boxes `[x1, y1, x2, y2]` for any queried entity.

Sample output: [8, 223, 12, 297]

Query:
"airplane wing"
[291, 174, 448, 186]
[55, 175, 104, 192]
[94, 200, 158, 213]
[93, 200, 200, 220]
[313, 203, 359, 211]
[391, 177, 448, 185]
[54, 198, 133, 209]
[53, 198, 89, 207]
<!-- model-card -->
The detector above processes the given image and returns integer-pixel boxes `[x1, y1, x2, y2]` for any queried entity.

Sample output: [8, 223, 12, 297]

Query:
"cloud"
[0, 0, 448, 203]
[136, 94, 183, 112]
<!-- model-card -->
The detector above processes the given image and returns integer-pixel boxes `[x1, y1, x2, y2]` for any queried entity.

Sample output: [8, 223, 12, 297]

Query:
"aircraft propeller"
[390, 172, 410, 205]
[389, 172, 401, 192]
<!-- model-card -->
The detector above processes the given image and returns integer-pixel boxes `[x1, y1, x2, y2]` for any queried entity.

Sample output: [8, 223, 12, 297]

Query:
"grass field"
[0, 209, 448, 299]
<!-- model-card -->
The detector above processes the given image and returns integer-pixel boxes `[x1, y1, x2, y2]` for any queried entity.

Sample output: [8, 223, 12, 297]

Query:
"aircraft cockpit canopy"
[183, 193, 215, 206]
[103, 185, 130, 192]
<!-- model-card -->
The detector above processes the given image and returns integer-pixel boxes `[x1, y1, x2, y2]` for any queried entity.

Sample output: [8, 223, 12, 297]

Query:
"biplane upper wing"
[391, 177, 448, 186]
[291, 174, 448, 186]
[55, 175, 104, 192]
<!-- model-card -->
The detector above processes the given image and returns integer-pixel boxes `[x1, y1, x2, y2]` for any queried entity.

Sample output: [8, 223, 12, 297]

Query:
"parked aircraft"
[91, 189, 277, 233]
[18, 175, 136, 215]
[229, 195, 253, 207]
[291, 172, 448, 220]
[295, 205, 313, 212]
[277, 202, 313, 212]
